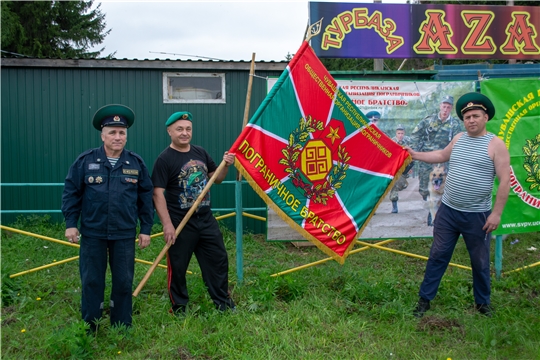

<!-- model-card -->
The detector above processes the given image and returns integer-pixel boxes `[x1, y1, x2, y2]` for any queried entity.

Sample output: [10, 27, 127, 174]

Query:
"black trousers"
[419, 203, 492, 304]
[79, 237, 134, 328]
[167, 211, 234, 311]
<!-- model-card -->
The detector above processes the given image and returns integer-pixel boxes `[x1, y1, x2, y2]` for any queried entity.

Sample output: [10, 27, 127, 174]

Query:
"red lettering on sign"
[461, 11, 496, 54]
[500, 12, 540, 55]
[414, 10, 458, 54]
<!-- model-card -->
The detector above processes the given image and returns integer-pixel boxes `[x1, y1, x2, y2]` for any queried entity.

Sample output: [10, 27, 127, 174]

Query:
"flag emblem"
[280, 116, 349, 204]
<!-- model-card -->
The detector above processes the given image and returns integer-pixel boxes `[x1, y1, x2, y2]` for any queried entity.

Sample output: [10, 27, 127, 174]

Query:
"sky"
[90, 0, 407, 62]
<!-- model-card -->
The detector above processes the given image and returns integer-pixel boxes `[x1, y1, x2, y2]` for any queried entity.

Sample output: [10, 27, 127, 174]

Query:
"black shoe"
[85, 321, 98, 335]
[413, 298, 430, 318]
[476, 304, 493, 317]
[216, 299, 236, 312]
[170, 304, 186, 316]
[391, 200, 398, 213]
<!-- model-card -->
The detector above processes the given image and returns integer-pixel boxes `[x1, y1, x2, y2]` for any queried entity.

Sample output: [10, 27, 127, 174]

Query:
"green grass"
[2, 215, 539, 359]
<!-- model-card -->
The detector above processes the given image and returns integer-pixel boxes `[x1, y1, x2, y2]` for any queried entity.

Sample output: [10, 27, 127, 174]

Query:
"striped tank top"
[442, 132, 496, 212]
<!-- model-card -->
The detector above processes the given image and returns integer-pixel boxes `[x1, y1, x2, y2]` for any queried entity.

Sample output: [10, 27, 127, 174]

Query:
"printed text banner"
[484, 78, 540, 234]
[309, 2, 540, 60]
[229, 41, 410, 263]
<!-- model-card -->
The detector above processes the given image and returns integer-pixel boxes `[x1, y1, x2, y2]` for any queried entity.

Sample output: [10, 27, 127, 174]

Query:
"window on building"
[163, 72, 225, 103]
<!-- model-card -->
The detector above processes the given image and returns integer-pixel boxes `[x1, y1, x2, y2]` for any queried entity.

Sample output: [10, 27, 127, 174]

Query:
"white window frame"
[162, 72, 226, 104]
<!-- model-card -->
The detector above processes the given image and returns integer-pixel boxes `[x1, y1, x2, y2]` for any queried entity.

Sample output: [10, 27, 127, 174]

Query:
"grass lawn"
[1, 215, 539, 359]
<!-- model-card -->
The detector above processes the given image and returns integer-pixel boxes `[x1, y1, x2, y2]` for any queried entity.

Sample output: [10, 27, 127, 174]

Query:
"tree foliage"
[1, 1, 112, 59]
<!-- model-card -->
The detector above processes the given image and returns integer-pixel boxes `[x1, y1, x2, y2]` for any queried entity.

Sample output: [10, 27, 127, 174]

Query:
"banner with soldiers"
[266, 79, 477, 239]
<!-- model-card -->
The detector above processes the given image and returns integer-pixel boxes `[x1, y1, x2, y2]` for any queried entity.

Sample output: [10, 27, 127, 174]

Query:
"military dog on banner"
[427, 164, 447, 226]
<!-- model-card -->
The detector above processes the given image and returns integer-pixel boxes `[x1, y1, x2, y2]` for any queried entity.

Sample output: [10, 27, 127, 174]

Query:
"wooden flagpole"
[133, 160, 228, 297]
[236, 52, 256, 182]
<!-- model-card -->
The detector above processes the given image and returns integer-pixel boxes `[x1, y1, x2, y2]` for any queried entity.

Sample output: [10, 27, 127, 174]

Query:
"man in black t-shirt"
[151, 111, 236, 314]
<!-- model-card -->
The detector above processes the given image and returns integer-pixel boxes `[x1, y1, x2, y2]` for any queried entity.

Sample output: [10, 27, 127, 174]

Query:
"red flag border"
[233, 155, 411, 264]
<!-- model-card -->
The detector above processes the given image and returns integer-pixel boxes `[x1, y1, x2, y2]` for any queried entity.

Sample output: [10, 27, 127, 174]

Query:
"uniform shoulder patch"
[128, 151, 144, 162]
[76, 148, 95, 161]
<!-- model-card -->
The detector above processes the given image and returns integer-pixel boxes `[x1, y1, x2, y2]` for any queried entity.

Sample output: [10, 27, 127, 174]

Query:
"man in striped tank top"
[405, 93, 510, 318]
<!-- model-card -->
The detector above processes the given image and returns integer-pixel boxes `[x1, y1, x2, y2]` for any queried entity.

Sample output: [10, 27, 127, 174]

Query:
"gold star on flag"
[326, 126, 341, 145]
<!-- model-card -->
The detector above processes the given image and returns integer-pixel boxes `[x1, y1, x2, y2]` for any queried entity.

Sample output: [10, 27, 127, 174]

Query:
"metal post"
[234, 53, 256, 284]
[495, 235, 503, 279]
[373, 0, 383, 71]
[235, 180, 244, 284]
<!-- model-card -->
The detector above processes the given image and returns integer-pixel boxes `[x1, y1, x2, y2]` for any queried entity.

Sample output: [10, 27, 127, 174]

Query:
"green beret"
[92, 104, 134, 130]
[166, 111, 193, 127]
[365, 111, 381, 121]
[456, 92, 495, 121]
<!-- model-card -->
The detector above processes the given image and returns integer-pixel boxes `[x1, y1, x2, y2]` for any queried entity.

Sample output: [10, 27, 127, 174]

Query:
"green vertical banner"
[483, 78, 540, 234]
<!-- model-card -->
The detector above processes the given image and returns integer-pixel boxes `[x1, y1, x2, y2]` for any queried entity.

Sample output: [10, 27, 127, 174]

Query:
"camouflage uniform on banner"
[410, 96, 462, 203]
[389, 125, 412, 213]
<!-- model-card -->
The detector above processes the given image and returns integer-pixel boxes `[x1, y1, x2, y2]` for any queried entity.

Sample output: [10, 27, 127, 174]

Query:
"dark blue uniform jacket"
[62, 146, 154, 240]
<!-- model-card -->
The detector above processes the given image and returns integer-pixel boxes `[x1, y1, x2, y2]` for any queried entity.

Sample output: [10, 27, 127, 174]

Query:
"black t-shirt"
[151, 145, 217, 222]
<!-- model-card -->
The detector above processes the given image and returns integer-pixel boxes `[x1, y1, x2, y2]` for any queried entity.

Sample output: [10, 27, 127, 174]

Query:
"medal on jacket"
[88, 176, 94, 183]
[96, 176, 103, 184]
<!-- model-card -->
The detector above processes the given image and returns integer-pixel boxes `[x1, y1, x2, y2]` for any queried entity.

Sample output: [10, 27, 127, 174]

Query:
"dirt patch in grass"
[177, 347, 194, 360]
[1, 306, 17, 326]
[178, 346, 210, 360]
[417, 316, 465, 336]
[1, 229, 16, 238]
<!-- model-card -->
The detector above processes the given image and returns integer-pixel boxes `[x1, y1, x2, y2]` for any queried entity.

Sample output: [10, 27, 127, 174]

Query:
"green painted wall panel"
[2, 64, 282, 232]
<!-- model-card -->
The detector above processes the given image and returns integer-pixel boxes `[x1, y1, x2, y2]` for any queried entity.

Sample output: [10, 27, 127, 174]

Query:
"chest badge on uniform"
[96, 176, 103, 184]
[88, 176, 94, 183]
[88, 163, 100, 170]
[125, 177, 138, 184]
[123, 169, 139, 175]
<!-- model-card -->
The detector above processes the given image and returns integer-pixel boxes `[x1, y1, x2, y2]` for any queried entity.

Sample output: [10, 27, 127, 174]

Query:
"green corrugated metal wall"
[1, 62, 284, 232]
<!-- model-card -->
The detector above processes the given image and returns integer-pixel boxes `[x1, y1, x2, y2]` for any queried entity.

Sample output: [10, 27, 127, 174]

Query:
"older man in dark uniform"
[62, 104, 154, 330]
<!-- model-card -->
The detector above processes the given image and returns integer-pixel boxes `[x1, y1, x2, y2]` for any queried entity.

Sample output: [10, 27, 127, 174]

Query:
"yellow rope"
[271, 240, 395, 277]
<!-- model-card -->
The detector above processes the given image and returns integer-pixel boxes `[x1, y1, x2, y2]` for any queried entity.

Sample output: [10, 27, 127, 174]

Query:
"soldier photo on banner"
[409, 95, 463, 225]
[389, 124, 411, 214]
[366, 110, 381, 125]
[334, 81, 473, 238]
